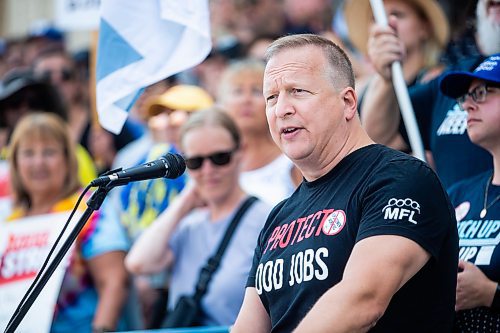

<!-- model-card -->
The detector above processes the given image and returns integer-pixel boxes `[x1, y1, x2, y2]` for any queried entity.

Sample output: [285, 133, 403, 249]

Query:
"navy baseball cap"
[28, 23, 64, 42]
[440, 54, 500, 99]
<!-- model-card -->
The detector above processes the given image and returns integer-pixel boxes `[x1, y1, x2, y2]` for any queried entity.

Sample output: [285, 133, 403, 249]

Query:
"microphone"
[90, 153, 186, 187]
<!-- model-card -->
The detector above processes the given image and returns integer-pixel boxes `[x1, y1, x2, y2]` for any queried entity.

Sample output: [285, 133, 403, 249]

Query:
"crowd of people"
[0, 0, 499, 332]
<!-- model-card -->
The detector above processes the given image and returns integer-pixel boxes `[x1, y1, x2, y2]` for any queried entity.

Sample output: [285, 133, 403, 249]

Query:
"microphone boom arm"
[4, 184, 113, 333]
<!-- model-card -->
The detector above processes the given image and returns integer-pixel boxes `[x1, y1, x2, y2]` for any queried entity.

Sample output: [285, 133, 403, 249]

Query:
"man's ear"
[342, 87, 358, 120]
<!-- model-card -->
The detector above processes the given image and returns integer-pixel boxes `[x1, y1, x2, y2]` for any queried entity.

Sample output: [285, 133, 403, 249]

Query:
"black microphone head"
[162, 153, 186, 179]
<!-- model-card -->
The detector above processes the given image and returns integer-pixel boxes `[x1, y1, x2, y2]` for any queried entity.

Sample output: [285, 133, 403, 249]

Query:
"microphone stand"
[4, 180, 126, 333]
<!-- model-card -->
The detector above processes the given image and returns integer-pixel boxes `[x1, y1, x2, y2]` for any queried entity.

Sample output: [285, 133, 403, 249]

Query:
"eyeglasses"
[457, 84, 500, 109]
[184, 149, 236, 170]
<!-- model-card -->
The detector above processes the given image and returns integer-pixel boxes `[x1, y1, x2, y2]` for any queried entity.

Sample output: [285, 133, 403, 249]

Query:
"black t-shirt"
[448, 171, 500, 332]
[247, 144, 458, 332]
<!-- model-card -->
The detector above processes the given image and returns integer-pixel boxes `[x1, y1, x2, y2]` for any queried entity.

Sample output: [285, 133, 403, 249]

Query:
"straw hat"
[343, 0, 450, 55]
[146, 85, 214, 118]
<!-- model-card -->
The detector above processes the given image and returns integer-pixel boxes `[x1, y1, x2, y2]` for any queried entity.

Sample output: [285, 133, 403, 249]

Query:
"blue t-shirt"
[120, 143, 187, 240]
[448, 170, 500, 332]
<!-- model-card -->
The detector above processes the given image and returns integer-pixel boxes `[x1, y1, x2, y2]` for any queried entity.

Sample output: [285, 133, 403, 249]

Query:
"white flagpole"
[369, 0, 426, 161]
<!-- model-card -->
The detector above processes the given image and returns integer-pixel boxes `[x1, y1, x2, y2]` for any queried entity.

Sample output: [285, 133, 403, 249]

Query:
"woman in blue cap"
[441, 54, 500, 332]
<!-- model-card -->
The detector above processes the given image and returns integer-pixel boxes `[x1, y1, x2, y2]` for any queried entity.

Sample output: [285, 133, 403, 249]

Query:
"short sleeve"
[168, 212, 197, 259]
[246, 242, 263, 288]
[357, 159, 455, 259]
[168, 221, 184, 258]
[246, 202, 278, 289]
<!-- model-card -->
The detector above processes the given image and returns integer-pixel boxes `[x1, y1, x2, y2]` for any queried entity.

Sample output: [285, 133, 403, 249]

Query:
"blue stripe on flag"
[96, 0, 211, 134]
[96, 18, 143, 81]
[115, 87, 144, 111]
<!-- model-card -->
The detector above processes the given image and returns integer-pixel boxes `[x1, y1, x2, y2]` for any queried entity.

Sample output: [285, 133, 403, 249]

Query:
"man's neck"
[299, 127, 374, 182]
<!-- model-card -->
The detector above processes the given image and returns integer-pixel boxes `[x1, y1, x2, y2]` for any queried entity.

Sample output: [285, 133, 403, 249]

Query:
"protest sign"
[0, 213, 73, 333]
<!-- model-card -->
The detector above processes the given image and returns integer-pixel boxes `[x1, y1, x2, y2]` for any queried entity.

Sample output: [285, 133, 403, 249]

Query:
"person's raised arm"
[125, 183, 205, 274]
[232, 287, 272, 333]
[361, 23, 407, 150]
[293, 235, 430, 332]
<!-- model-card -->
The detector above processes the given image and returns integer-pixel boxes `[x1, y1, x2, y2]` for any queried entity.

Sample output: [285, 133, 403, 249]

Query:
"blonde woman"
[218, 59, 302, 206]
[7, 113, 129, 333]
[126, 108, 272, 326]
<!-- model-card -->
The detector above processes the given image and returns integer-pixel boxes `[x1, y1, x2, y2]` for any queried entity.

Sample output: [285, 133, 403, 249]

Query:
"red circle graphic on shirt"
[322, 210, 346, 236]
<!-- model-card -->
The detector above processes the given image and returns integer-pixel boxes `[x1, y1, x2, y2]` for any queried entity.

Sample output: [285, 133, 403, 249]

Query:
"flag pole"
[89, 30, 99, 128]
[89, 29, 107, 172]
[369, 0, 426, 162]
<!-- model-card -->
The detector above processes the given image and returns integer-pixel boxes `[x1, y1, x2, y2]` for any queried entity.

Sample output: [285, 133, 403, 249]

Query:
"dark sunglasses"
[40, 68, 75, 82]
[185, 149, 236, 170]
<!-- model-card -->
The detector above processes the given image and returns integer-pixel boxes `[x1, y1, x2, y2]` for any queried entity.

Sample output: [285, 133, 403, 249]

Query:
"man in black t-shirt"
[232, 34, 458, 332]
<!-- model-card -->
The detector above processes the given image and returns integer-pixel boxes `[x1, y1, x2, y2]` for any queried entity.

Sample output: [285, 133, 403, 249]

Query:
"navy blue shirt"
[403, 56, 492, 189]
[448, 170, 500, 332]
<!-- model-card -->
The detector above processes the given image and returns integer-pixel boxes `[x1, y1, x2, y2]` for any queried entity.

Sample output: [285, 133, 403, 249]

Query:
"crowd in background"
[0, 0, 499, 332]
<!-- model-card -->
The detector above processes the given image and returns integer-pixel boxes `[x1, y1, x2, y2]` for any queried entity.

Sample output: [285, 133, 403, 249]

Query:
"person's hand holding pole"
[369, 0, 426, 161]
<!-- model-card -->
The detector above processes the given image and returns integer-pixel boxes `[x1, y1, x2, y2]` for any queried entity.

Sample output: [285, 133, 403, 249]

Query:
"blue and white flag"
[96, 0, 211, 134]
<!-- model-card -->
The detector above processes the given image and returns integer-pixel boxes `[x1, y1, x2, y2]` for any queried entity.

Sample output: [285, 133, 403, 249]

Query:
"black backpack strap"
[193, 196, 258, 301]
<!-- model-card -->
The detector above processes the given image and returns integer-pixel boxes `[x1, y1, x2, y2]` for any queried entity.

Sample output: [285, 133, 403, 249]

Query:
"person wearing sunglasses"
[32, 48, 86, 144]
[125, 107, 272, 327]
[116, 84, 212, 329]
[32, 48, 136, 170]
[0, 68, 69, 213]
[440, 54, 500, 332]
[184, 148, 237, 170]
[0, 66, 97, 185]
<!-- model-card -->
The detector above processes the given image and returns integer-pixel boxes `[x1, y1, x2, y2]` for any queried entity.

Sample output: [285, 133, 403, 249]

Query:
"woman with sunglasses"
[32, 48, 88, 147]
[125, 107, 272, 326]
[440, 54, 500, 332]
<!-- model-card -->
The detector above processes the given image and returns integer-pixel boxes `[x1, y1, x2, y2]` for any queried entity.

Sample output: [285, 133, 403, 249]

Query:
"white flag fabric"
[96, 0, 211, 134]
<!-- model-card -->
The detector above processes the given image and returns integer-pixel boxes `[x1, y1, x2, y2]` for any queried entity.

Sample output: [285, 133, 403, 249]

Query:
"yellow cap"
[146, 85, 214, 118]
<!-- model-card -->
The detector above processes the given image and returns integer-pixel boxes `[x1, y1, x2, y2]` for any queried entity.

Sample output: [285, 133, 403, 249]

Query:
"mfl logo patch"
[382, 198, 420, 224]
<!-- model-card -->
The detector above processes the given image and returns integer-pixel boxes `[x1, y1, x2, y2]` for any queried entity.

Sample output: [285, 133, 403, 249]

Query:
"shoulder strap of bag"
[192, 195, 258, 302]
